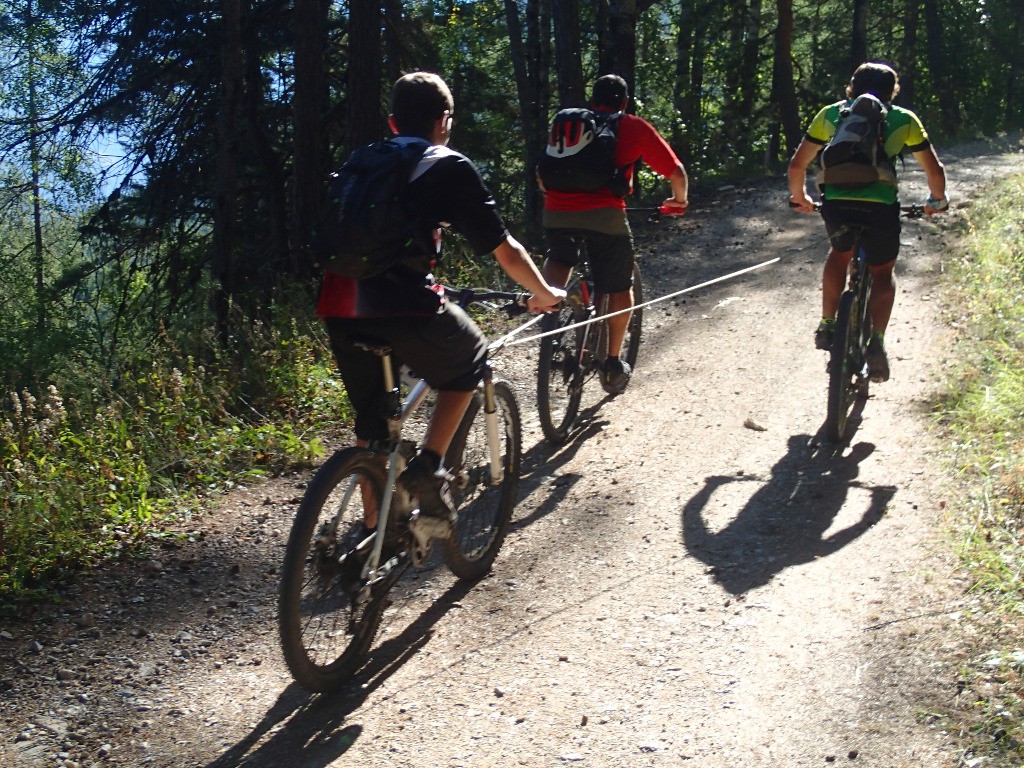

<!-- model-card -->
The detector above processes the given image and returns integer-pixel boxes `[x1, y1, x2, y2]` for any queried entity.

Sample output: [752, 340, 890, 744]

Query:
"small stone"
[28, 640, 43, 654]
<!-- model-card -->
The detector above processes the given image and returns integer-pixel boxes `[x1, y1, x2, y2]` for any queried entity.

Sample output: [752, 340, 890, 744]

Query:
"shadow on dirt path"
[682, 433, 896, 595]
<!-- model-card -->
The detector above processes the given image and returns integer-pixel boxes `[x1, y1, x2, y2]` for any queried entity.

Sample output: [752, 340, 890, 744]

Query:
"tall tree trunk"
[346, 0, 384, 154]
[770, 0, 801, 162]
[551, 0, 584, 105]
[292, 0, 329, 278]
[672, 0, 694, 153]
[850, 0, 868, 69]
[505, 0, 548, 229]
[213, 0, 243, 339]
[898, 0, 917, 108]
[922, 0, 959, 135]
[383, 0, 404, 85]
[603, 0, 637, 88]
[26, 0, 45, 338]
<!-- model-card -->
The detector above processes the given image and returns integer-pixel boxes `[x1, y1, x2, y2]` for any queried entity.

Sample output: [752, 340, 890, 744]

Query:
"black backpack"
[311, 139, 431, 279]
[537, 108, 628, 197]
[818, 94, 897, 189]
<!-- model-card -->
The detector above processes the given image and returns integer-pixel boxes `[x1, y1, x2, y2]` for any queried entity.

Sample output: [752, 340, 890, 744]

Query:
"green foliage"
[0, 315, 347, 606]
[933, 171, 1024, 763]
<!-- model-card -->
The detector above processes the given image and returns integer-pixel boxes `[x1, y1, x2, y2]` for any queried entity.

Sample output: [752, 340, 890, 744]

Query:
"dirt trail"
[2, 138, 1023, 768]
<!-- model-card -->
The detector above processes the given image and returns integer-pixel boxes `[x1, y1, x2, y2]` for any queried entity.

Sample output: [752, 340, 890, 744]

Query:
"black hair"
[390, 71, 454, 138]
[590, 74, 629, 111]
[846, 62, 900, 103]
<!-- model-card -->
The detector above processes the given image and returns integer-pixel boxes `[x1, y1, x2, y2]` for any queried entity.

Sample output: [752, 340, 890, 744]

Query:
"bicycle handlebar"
[442, 286, 529, 316]
[790, 200, 929, 219]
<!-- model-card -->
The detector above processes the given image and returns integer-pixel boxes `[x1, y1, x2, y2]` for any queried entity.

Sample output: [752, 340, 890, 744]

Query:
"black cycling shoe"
[601, 357, 632, 395]
[397, 453, 456, 523]
[814, 323, 834, 351]
[865, 335, 890, 382]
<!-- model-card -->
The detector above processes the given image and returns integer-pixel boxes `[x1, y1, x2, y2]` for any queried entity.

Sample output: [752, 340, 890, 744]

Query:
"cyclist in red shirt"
[539, 74, 689, 394]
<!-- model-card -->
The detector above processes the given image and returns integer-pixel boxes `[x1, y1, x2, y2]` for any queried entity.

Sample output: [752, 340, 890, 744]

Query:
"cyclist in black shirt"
[316, 72, 564, 531]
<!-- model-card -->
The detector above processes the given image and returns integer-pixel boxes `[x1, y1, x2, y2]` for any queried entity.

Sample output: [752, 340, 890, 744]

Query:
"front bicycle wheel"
[278, 447, 390, 692]
[826, 291, 861, 442]
[442, 380, 521, 579]
[537, 301, 586, 444]
[621, 261, 644, 369]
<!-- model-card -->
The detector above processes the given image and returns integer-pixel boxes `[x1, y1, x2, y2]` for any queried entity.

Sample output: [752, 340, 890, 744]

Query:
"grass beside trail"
[935, 170, 1024, 765]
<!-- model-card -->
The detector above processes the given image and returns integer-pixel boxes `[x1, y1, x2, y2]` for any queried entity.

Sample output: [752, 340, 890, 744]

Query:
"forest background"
[1, 0, 1023, 602]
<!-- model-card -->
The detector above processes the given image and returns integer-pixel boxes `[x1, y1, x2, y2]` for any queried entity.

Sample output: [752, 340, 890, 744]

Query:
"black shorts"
[325, 302, 488, 441]
[820, 199, 902, 266]
[545, 228, 636, 294]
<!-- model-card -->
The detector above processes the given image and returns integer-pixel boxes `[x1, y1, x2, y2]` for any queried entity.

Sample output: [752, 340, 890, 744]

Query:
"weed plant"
[936, 170, 1024, 763]
[0, 315, 347, 608]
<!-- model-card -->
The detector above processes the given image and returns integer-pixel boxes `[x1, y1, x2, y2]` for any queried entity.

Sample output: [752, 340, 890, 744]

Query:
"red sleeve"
[615, 114, 681, 179]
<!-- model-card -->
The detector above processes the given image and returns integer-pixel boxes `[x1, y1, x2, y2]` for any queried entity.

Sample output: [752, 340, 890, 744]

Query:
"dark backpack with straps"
[537, 108, 629, 197]
[818, 94, 897, 189]
[311, 139, 431, 279]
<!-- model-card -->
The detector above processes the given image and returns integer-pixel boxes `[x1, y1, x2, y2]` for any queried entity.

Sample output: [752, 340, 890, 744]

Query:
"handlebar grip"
[658, 203, 687, 216]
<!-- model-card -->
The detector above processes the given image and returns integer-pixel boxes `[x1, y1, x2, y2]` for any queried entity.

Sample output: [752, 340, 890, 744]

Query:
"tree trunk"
[603, 0, 637, 88]
[850, 0, 868, 70]
[898, 0, 917, 108]
[346, 0, 384, 154]
[213, 0, 243, 339]
[770, 0, 801, 162]
[922, 0, 959, 135]
[505, 0, 549, 230]
[551, 0, 584, 106]
[292, 0, 329, 277]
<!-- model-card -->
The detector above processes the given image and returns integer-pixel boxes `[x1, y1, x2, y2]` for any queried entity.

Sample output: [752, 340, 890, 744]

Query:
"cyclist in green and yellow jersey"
[787, 62, 948, 382]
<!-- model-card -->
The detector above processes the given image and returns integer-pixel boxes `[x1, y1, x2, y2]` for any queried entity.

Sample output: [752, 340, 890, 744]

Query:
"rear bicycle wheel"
[278, 447, 390, 692]
[442, 381, 521, 579]
[537, 300, 586, 444]
[825, 291, 860, 442]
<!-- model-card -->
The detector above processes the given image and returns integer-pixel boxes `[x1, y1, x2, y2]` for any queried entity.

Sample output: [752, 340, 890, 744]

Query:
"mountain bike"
[536, 205, 683, 445]
[278, 288, 525, 692]
[824, 204, 924, 442]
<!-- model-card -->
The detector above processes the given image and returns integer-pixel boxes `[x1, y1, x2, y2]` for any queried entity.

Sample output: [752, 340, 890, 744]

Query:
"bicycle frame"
[355, 321, 511, 581]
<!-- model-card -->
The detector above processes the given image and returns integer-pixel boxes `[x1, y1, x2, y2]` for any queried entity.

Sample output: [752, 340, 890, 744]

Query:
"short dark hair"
[590, 74, 629, 110]
[847, 62, 900, 102]
[390, 71, 454, 138]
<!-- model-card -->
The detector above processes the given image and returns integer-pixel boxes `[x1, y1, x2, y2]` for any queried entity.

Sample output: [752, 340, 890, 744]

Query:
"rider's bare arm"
[787, 137, 820, 212]
[493, 237, 566, 312]
[913, 146, 948, 214]
[660, 164, 689, 213]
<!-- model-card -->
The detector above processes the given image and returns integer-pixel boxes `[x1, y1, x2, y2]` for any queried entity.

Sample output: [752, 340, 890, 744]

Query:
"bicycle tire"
[537, 300, 586, 444]
[826, 291, 858, 442]
[621, 261, 644, 369]
[278, 447, 390, 692]
[442, 381, 521, 578]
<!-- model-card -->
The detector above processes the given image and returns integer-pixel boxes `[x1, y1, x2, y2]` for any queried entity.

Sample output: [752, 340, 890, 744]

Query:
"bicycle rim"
[278, 448, 389, 692]
[826, 292, 858, 442]
[442, 381, 521, 579]
[537, 303, 585, 444]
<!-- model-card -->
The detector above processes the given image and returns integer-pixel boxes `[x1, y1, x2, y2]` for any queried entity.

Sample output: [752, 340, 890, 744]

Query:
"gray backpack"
[819, 94, 897, 189]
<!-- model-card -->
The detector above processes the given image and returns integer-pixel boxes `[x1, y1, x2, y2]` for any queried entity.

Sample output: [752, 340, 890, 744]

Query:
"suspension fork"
[480, 365, 504, 484]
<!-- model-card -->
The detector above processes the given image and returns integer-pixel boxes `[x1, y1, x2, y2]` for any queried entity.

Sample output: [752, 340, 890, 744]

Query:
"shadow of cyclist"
[205, 576, 477, 768]
[681, 433, 894, 596]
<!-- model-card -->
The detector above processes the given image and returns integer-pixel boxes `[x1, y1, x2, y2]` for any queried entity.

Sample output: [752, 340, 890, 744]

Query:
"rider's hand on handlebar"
[788, 193, 816, 213]
[659, 197, 688, 216]
[527, 286, 566, 314]
[924, 195, 949, 215]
